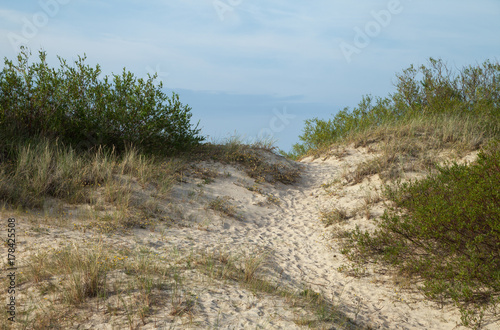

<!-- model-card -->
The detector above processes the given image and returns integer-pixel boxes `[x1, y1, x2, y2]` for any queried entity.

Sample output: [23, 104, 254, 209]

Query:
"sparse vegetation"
[192, 136, 301, 184]
[246, 183, 281, 206]
[206, 195, 240, 219]
[341, 141, 500, 327]
[191, 249, 355, 328]
[288, 58, 500, 164]
[12, 242, 193, 328]
[320, 208, 348, 227]
[4, 47, 499, 328]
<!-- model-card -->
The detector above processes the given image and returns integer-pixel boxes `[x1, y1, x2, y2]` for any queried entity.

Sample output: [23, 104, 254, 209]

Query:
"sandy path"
[145, 148, 487, 329]
[10, 147, 497, 329]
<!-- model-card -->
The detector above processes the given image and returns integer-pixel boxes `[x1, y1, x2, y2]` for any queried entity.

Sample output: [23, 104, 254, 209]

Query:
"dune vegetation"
[0, 50, 316, 329]
[1, 49, 499, 328]
[288, 57, 499, 160]
[289, 58, 500, 328]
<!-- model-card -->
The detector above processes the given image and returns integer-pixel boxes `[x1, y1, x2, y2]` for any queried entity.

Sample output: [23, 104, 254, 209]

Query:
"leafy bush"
[0, 48, 203, 155]
[394, 58, 500, 118]
[290, 96, 394, 155]
[342, 141, 500, 326]
[289, 58, 500, 158]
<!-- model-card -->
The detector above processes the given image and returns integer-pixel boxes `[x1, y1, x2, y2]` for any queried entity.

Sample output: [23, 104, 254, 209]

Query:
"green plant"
[0, 48, 203, 155]
[288, 58, 500, 159]
[341, 141, 500, 327]
[291, 95, 394, 157]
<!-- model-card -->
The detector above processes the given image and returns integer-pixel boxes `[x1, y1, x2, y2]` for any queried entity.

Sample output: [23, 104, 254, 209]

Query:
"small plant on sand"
[265, 193, 281, 205]
[207, 196, 239, 219]
[246, 183, 281, 205]
[320, 208, 348, 227]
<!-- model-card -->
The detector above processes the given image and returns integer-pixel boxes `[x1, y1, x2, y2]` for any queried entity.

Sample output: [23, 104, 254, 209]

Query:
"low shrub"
[341, 141, 500, 326]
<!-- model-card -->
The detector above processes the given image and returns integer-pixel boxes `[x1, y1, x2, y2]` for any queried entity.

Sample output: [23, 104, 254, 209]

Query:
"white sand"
[4, 145, 498, 329]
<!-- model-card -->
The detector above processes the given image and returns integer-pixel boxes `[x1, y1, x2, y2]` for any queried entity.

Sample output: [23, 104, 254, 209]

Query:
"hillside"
[2, 141, 497, 329]
[2, 52, 499, 329]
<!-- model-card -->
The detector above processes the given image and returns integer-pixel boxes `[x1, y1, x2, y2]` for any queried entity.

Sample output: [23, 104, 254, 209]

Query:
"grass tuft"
[206, 196, 240, 219]
[320, 208, 348, 227]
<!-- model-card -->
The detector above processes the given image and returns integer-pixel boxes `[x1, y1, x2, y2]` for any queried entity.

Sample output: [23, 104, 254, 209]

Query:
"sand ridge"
[3, 145, 497, 329]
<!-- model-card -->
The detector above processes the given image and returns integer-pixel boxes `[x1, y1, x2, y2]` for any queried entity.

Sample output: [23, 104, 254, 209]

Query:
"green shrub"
[0, 48, 203, 155]
[290, 95, 393, 155]
[289, 58, 500, 158]
[342, 141, 500, 325]
[394, 58, 500, 118]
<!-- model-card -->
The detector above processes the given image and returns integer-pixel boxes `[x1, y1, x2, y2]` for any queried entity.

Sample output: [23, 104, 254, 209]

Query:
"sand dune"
[154, 146, 473, 329]
[4, 144, 497, 329]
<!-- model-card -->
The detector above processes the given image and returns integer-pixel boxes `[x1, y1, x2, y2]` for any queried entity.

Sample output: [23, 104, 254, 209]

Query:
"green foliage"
[290, 96, 393, 156]
[290, 58, 500, 158]
[394, 58, 500, 118]
[0, 48, 203, 155]
[342, 141, 500, 325]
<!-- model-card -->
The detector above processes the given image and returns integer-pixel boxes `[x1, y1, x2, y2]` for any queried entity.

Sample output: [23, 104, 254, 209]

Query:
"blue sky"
[1, 0, 499, 151]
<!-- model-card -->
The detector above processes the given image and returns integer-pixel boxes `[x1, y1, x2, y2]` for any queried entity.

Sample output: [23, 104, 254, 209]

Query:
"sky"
[1, 0, 499, 151]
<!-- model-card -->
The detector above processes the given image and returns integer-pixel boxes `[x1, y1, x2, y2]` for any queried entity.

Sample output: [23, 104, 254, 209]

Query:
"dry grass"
[206, 196, 240, 219]
[9, 241, 197, 329]
[191, 138, 301, 184]
[0, 138, 309, 329]
[319, 208, 349, 227]
[335, 114, 490, 183]
[0, 139, 182, 212]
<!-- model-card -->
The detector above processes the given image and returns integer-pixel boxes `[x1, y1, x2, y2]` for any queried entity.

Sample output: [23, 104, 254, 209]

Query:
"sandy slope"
[155, 145, 498, 329]
[3, 145, 498, 329]
[131, 145, 493, 329]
